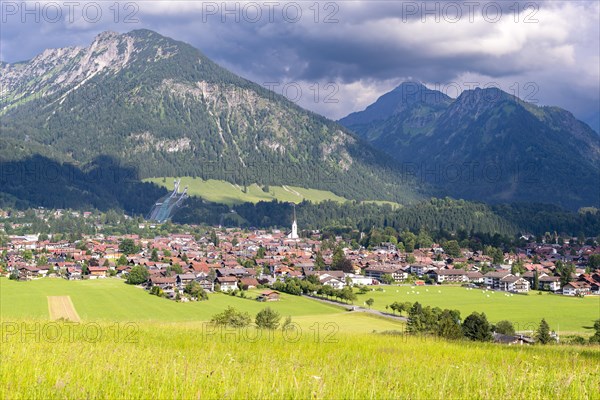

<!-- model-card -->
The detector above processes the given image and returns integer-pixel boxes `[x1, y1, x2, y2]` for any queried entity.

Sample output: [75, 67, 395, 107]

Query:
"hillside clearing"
[145, 177, 349, 205]
[144, 177, 403, 208]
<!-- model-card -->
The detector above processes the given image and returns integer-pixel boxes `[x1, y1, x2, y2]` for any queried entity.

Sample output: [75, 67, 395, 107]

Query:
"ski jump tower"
[147, 179, 188, 222]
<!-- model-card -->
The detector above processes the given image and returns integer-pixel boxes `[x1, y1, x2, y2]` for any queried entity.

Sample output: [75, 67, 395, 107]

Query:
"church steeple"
[288, 203, 299, 239]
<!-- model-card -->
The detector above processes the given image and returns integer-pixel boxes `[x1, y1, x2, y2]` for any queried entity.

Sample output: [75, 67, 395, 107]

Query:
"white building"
[287, 204, 299, 239]
[345, 273, 374, 286]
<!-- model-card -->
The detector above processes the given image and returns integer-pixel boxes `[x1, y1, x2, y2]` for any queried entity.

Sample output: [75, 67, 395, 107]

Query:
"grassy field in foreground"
[0, 279, 404, 333]
[144, 177, 349, 205]
[356, 286, 600, 334]
[1, 320, 598, 399]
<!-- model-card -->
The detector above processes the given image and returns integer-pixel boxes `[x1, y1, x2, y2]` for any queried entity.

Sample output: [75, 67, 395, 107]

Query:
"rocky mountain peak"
[339, 81, 451, 126]
[0, 29, 420, 205]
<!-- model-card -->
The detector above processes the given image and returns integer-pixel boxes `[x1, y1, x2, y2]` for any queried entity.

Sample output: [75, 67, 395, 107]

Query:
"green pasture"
[0, 278, 402, 333]
[356, 285, 600, 334]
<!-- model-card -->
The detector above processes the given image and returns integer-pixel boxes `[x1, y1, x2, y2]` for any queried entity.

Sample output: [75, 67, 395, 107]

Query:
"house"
[466, 271, 484, 284]
[320, 274, 345, 289]
[239, 277, 259, 290]
[148, 276, 177, 294]
[195, 277, 215, 292]
[493, 333, 534, 345]
[345, 273, 374, 286]
[500, 275, 530, 293]
[493, 333, 520, 345]
[66, 267, 82, 280]
[538, 275, 561, 292]
[577, 273, 600, 294]
[116, 265, 131, 277]
[88, 266, 108, 279]
[431, 269, 468, 284]
[294, 262, 315, 270]
[522, 271, 547, 286]
[364, 264, 407, 282]
[216, 276, 238, 292]
[188, 261, 210, 274]
[257, 290, 280, 302]
[18, 265, 39, 280]
[304, 270, 346, 283]
[562, 281, 591, 296]
[484, 271, 511, 289]
[216, 267, 251, 278]
[175, 273, 196, 288]
[408, 264, 429, 277]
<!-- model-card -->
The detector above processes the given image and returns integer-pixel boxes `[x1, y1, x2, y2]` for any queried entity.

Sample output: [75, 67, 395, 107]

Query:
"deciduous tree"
[211, 307, 251, 328]
[494, 320, 515, 336]
[126, 265, 149, 285]
[462, 312, 492, 342]
[255, 307, 281, 330]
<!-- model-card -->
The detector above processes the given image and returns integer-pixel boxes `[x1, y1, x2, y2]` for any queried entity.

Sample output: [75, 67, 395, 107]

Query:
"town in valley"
[4, 208, 598, 309]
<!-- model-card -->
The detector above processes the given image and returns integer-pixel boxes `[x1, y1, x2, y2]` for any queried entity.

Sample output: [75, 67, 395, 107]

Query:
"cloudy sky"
[1, 1, 598, 131]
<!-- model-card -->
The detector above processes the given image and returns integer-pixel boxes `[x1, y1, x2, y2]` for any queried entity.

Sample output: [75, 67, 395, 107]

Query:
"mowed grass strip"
[1, 320, 598, 399]
[47, 296, 80, 322]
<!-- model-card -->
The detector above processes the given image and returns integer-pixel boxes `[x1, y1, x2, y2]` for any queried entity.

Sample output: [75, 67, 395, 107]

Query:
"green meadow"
[1, 320, 598, 399]
[0, 278, 403, 333]
[144, 177, 349, 205]
[1, 278, 599, 398]
[356, 285, 600, 334]
[2, 279, 598, 334]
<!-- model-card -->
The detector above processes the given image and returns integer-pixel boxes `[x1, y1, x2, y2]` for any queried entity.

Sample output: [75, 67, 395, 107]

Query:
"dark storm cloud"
[0, 1, 598, 130]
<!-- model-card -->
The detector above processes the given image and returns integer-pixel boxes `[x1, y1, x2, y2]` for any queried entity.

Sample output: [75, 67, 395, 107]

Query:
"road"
[303, 294, 408, 322]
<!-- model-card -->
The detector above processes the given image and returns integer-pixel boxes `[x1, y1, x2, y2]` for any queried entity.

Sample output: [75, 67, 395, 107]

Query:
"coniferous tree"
[533, 270, 540, 290]
[536, 319, 553, 344]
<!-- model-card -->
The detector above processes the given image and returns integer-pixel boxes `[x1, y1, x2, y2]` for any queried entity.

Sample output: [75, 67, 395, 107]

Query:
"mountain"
[339, 82, 600, 210]
[0, 29, 424, 209]
[340, 82, 453, 153]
